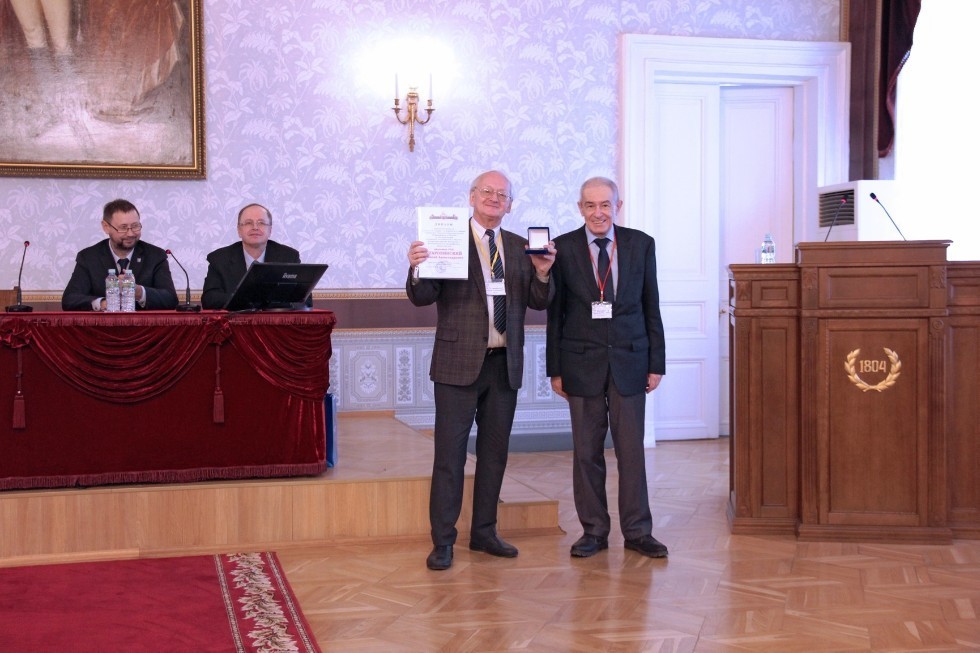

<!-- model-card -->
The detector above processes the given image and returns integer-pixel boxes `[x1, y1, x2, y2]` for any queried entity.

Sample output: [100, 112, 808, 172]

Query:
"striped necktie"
[486, 229, 506, 334]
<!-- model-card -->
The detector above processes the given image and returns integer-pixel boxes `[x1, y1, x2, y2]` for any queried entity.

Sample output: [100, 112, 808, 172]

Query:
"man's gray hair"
[471, 170, 513, 197]
[580, 177, 619, 204]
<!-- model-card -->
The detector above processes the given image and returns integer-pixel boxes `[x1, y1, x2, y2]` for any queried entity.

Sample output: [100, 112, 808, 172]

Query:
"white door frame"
[620, 35, 850, 442]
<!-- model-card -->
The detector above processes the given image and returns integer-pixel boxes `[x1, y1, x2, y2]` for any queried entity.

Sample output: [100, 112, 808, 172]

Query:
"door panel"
[719, 87, 795, 436]
[638, 83, 720, 443]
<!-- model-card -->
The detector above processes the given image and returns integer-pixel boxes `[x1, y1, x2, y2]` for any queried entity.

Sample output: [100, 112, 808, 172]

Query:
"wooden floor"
[277, 417, 980, 652]
[3, 413, 979, 650]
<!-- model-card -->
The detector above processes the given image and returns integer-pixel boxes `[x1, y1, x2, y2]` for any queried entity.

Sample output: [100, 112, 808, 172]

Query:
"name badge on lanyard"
[487, 278, 506, 296]
[592, 301, 612, 319]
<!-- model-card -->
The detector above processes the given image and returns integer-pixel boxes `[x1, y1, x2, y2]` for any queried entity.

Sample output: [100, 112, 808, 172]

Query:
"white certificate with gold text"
[416, 206, 470, 279]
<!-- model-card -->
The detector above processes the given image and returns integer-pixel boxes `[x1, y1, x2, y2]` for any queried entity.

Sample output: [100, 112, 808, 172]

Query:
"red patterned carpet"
[0, 552, 320, 652]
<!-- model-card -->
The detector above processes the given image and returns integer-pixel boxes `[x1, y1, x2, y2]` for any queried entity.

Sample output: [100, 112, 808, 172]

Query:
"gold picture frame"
[0, 0, 205, 179]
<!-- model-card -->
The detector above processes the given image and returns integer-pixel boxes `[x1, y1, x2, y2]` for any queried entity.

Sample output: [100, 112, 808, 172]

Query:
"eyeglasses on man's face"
[238, 220, 271, 229]
[474, 187, 511, 202]
[104, 220, 142, 233]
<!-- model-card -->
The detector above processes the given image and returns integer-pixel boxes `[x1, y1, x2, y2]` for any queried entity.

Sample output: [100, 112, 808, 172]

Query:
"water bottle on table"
[105, 269, 120, 312]
[120, 268, 136, 312]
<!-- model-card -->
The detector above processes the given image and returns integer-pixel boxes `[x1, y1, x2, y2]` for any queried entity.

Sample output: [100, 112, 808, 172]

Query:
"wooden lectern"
[729, 241, 980, 543]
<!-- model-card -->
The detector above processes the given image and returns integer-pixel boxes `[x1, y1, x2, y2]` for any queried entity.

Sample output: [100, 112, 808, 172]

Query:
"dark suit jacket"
[406, 225, 552, 390]
[201, 240, 302, 310]
[546, 225, 665, 397]
[62, 239, 178, 311]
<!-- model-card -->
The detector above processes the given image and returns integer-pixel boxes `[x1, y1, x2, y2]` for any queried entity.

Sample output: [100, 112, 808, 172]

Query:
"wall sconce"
[393, 74, 434, 152]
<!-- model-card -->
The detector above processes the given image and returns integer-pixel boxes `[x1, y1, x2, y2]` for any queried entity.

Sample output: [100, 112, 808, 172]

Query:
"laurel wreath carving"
[844, 348, 901, 392]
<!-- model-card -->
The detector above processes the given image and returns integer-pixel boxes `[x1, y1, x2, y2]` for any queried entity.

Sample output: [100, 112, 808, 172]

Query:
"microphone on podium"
[166, 249, 201, 312]
[823, 197, 847, 242]
[6, 241, 33, 313]
[869, 192, 907, 241]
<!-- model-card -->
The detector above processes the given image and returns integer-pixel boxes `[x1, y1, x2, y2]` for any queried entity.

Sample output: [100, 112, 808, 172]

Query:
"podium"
[728, 241, 980, 543]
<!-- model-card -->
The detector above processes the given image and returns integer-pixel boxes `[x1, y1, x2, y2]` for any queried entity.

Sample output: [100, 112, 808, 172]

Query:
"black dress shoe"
[570, 534, 609, 558]
[469, 534, 518, 558]
[426, 545, 453, 570]
[624, 535, 668, 558]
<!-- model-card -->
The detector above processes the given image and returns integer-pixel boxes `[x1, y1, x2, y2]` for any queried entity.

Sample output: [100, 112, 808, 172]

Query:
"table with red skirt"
[0, 310, 336, 491]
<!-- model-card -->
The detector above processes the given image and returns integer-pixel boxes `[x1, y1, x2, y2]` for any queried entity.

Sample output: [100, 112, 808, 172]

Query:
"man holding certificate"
[407, 170, 556, 571]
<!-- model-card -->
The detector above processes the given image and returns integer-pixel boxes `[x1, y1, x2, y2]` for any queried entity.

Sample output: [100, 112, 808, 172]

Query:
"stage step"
[0, 414, 560, 566]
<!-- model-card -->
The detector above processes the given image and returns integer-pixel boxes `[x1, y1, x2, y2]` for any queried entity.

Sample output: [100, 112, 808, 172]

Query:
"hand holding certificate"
[416, 207, 470, 279]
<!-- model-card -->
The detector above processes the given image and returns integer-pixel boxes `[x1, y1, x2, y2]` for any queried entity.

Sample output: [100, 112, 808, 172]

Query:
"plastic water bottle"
[760, 233, 776, 264]
[105, 269, 120, 312]
[120, 268, 136, 312]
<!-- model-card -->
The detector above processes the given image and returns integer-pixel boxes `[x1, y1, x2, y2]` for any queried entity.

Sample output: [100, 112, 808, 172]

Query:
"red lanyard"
[588, 235, 616, 302]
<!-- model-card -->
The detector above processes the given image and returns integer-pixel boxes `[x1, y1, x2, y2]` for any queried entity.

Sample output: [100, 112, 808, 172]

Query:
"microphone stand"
[166, 250, 202, 312]
[869, 192, 907, 241]
[823, 197, 847, 242]
[6, 241, 33, 313]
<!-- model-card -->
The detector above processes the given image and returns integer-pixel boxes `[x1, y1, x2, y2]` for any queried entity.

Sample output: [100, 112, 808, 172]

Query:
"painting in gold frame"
[0, 0, 205, 179]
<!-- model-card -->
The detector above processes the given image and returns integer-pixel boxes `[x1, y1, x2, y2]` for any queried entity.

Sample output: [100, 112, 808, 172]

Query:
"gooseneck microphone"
[5, 241, 33, 313]
[824, 197, 847, 242]
[869, 192, 907, 241]
[166, 249, 202, 312]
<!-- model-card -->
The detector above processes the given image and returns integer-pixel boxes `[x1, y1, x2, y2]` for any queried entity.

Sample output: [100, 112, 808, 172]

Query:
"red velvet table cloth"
[0, 311, 336, 490]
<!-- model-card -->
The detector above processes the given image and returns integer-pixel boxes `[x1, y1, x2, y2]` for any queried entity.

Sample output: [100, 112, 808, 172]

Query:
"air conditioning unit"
[816, 180, 905, 242]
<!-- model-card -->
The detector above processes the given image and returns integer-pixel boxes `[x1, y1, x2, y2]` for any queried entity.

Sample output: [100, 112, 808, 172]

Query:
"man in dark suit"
[407, 170, 555, 571]
[546, 176, 668, 559]
[201, 203, 306, 310]
[62, 199, 178, 311]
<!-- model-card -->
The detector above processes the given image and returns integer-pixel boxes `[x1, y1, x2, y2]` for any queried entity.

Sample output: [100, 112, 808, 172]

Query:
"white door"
[635, 82, 721, 443]
[718, 86, 795, 436]
[620, 35, 849, 444]
[630, 83, 795, 443]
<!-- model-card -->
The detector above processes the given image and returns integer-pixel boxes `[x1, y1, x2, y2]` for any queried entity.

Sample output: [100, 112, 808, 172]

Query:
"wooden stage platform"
[0, 414, 561, 567]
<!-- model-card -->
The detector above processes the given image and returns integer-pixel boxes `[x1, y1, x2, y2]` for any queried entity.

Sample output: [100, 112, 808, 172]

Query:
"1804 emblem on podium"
[844, 348, 902, 392]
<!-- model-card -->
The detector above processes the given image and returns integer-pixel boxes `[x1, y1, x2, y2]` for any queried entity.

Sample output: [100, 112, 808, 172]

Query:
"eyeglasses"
[104, 220, 142, 233]
[238, 220, 271, 229]
[474, 187, 511, 202]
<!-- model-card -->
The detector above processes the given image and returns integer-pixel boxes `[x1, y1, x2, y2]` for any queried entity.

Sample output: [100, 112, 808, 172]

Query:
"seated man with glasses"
[62, 198, 179, 311]
[201, 203, 310, 310]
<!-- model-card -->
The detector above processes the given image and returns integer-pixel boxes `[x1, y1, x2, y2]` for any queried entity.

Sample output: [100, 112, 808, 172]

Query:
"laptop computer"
[223, 262, 328, 311]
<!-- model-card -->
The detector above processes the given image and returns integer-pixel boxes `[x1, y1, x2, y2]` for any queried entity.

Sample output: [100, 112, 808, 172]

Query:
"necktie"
[595, 238, 612, 300]
[118, 258, 130, 273]
[486, 229, 506, 334]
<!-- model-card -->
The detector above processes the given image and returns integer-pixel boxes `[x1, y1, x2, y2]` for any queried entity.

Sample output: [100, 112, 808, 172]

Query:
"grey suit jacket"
[546, 224, 665, 397]
[201, 240, 302, 310]
[406, 224, 552, 390]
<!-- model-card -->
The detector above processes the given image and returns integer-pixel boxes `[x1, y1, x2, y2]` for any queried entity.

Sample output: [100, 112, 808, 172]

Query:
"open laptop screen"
[223, 262, 328, 311]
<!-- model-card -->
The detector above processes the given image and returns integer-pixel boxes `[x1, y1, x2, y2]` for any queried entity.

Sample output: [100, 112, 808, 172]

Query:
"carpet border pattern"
[215, 552, 320, 653]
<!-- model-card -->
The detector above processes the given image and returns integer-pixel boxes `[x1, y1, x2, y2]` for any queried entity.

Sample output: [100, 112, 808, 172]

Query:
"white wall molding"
[330, 327, 570, 444]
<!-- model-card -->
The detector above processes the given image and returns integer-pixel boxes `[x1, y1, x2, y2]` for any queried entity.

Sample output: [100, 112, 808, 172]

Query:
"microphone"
[823, 197, 847, 242]
[5, 241, 33, 313]
[869, 192, 907, 241]
[166, 249, 201, 312]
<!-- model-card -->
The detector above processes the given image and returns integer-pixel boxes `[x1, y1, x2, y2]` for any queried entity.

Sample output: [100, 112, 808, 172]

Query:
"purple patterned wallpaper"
[0, 0, 839, 293]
